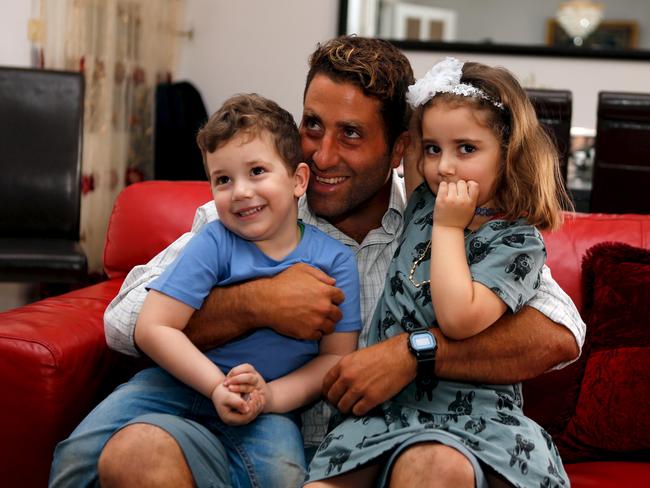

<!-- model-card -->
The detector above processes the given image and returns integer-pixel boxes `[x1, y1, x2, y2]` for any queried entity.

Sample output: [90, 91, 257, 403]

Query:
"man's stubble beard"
[306, 155, 394, 224]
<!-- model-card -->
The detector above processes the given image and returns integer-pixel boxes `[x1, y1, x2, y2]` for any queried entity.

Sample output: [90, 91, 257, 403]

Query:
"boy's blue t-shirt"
[148, 220, 361, 381]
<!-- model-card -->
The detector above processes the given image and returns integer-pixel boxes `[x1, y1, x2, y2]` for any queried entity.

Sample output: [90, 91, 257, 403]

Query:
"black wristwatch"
[407, 330, 438, 401]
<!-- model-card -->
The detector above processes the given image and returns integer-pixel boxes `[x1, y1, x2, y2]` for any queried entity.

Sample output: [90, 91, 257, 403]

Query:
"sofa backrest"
[105, 182, 650, 310]
[103, 181, 650, 435]
[542, 212, 650, 312]
[529, 213, 650, 433]
[103, 180, 212, 279]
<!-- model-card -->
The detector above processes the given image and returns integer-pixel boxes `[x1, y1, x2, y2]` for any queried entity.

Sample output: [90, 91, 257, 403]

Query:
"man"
[51, 36, 584, 487]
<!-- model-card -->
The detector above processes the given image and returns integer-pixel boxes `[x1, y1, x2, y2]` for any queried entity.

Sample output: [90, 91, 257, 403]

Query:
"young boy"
[133, 93, 361, 485]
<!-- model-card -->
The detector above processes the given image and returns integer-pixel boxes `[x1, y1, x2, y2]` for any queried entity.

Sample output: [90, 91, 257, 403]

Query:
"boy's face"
[206, 131, 308, 253]
[300, 74, 404, 228]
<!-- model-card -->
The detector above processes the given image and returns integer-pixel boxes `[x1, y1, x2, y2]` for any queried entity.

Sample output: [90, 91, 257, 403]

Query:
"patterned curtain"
[33, 0, 184, 273]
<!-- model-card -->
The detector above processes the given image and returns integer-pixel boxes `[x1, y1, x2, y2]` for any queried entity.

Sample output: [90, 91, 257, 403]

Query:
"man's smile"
[314, 175, 348, 185]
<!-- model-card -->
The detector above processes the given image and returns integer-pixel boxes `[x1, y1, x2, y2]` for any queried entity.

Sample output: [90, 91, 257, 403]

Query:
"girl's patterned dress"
[307, 184, 569, 488]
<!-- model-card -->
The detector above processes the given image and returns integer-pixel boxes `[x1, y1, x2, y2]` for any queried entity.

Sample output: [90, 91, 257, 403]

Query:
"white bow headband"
[406, 57, 504, 110]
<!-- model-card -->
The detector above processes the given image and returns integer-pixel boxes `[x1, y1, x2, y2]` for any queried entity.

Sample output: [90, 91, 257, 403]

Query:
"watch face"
[410, 331, 435, 351]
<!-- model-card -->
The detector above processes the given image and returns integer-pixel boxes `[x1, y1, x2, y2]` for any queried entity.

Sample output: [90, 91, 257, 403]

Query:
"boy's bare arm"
[184, 263, 345, 351]
[324, 307, 579, 416]
[264, 331, 359, 414]
[135, 291, 225, 398]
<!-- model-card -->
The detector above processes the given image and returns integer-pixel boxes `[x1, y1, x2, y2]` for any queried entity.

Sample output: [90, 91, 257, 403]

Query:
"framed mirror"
[339, 0, 650, 60]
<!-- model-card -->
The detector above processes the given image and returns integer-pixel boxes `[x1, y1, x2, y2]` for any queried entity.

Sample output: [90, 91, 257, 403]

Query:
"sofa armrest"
[0, 279, 130, 487]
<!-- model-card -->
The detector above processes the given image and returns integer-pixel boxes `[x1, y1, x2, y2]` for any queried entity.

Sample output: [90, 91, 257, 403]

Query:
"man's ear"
[390, 131, 410, 169]
[293, 162, 310, 198]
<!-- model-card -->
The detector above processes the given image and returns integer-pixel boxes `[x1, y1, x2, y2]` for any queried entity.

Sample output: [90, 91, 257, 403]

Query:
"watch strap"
[415, 356, 437, 401]
[408, 331, 438, 401]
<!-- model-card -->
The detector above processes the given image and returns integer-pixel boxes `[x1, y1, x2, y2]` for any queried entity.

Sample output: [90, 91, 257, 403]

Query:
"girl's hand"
[212, 363, 267, 425]
[434, 180, 479, 229]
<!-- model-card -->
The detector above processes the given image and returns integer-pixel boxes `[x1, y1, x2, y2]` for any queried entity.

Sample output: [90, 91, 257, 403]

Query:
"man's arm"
[432, 307, 579, 381]
[183, 263, 345, 350]
[105, 204, 345, 356]
[104, 202, 216, 356]
[107, 261, 344, 357]
[324, 307, 579, 416]
[104, 232, 195, 357]
[107, 259, 345, 356]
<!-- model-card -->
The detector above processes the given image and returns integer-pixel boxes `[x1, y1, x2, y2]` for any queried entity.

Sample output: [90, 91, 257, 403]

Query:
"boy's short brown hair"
[197, 93, 302, 176]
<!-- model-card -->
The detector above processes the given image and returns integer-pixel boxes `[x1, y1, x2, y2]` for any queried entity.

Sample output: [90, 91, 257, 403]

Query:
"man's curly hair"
[305, 35, 414, 148]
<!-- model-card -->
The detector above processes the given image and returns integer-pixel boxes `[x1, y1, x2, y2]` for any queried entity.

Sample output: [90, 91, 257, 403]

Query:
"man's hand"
[322, 334, 417, 416]
[258, 263, 345, 340]
[185, 263, 344, 350]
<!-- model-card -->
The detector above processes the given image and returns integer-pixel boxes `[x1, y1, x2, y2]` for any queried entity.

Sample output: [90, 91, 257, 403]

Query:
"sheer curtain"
[33, 0, 184, 273]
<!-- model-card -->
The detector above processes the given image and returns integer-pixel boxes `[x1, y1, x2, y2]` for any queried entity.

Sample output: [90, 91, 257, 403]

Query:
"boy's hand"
[434, 180, 479, 229]
[212, 363, 266, 425]
[224, 363, 267, 396]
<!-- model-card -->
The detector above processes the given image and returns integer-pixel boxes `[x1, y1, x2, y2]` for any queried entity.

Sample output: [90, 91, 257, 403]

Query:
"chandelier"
[556, 1, 604, 46]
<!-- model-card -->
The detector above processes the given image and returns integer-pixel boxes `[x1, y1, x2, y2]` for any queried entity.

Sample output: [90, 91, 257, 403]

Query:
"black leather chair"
[590, 91, 650, 214]
[526, 88, 573, 184]
[0, 67, 87, 282]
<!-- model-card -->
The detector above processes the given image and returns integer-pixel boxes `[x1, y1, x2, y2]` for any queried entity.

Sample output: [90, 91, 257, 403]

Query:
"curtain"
[33, 0, 184, 273]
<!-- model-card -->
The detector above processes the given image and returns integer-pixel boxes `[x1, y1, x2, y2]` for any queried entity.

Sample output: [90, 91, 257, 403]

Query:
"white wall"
[4, 0, 646, 133]
[176, 0, 339, 121]
[176, 0, 650, 131]
[2, 0, 649, 131]
[0, 0, 32, 67]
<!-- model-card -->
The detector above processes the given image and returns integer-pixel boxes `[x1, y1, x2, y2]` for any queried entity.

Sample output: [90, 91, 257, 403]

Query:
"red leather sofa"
[0, 180, 648, 487]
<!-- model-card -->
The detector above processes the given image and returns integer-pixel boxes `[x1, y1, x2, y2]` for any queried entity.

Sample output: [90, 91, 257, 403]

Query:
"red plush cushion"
[555, 242, 650, 462]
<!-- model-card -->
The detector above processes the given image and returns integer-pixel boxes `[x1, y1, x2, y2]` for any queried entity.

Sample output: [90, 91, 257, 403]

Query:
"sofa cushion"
[555, 242, 650, 462]
[103, 181, 212, 279]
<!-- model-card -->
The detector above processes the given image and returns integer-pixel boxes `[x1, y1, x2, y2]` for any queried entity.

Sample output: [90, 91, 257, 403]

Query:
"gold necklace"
[408, 240, 431, 288]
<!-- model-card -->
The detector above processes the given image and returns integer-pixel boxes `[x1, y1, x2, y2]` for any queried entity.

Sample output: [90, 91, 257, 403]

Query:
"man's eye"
[424, 144, 440, 155]
[302, 117, 321, 131]
[343, 128, 360, 139]
[459, 144, 476, 154]
[251, 166, 265, 176]
[215, 176, 230, 185]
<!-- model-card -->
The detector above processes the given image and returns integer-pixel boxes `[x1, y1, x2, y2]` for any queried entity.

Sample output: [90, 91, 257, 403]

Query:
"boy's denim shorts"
[49, 367, 306, 488]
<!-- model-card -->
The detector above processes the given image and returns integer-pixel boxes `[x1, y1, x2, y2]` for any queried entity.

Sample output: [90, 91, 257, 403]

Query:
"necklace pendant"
[409, 240, 432, 288]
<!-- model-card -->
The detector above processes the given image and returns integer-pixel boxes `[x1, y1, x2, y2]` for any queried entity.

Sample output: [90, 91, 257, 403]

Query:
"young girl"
[305, 58, 572, 488]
